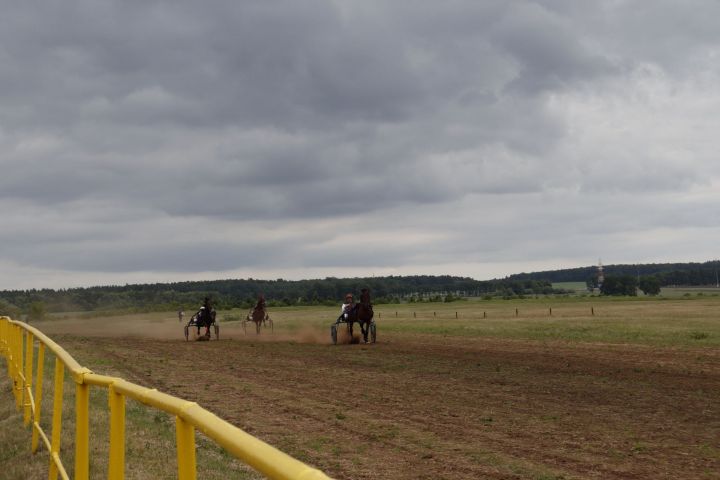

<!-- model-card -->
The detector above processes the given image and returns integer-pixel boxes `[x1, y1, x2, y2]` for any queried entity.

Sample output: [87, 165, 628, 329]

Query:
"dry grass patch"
[2, 341, 259, 480]
[0, 380, 48, 480]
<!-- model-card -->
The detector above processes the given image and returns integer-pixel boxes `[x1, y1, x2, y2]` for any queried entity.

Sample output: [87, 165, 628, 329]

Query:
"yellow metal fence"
[0, 316, 332, 480]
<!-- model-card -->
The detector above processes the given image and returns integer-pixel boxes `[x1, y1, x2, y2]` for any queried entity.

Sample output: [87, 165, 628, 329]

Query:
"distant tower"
[597, 259, 604, 290]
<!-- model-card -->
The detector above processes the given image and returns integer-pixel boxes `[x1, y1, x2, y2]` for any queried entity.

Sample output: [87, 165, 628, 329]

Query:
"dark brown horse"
[345, 288, 374, 343]
[184, 308, 218, 341]
[245, 295, 272, 334]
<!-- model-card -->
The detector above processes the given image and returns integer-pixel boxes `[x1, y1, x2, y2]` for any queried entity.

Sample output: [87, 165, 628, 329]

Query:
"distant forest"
[0, 275, 557, 314]
[2, 260, 718, 316]
[507, 260, 720, 288]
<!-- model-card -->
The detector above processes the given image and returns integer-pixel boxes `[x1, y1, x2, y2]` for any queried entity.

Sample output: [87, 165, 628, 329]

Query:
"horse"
[187, 308, 216, 340]
[345, 288, 374, 344]
[196, 309, 214, 333]
[245, 296, 272, 334]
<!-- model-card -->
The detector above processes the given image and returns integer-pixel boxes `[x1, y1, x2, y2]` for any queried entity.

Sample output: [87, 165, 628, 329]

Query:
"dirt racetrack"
[40, 316, 719, 480]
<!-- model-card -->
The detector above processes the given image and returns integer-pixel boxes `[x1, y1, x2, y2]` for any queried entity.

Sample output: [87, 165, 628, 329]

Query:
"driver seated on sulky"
[255, 294, 266, 311]
[196, 297, 214, 335]
[336, 293, 357, 323]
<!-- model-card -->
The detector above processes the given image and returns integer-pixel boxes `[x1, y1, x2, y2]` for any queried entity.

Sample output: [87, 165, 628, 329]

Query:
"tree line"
[508, 260, 720, 294]
[4, 261, 716, 317]
[0, 275, 559, 317]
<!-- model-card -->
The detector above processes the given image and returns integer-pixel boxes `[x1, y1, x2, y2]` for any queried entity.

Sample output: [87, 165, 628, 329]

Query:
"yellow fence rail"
[0, 316, 332, 480]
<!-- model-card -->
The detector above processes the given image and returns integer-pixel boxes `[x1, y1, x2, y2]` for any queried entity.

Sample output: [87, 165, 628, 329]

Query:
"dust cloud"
[34, 315, 336, 345]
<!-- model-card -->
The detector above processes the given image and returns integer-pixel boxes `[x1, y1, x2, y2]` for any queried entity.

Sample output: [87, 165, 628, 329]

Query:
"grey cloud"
[1, 232, 298, 273]
[599, 1, 720, 71]
[488, 3, 618, 94]
[1, 1, 720, 287]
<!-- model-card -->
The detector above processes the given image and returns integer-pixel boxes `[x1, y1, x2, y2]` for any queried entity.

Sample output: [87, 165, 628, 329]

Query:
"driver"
[197, 297, 213, 336]
[255, 294, 266, 311]
[336, 293, 356, 323]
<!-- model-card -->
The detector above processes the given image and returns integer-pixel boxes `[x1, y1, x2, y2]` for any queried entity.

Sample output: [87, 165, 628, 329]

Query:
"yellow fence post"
[0, 319, 7, 383]
[7, 322, 13, 383]
[32, 343, 46, 453]
[176, 416, 197, 480]
[0, 318, 5, 357]
[75, 381, 90, 480]
[6, 322, 15, 402]
[24, 330, 34, 426]
[49, 358, 65, 480]
[3, 319, 333, 480]
[8, 324, 15, 404]
[0, 319, 7, 371]
[0, 319, 4, 374]
[108, 384, 126, 480]
[14, 324, 23, 409]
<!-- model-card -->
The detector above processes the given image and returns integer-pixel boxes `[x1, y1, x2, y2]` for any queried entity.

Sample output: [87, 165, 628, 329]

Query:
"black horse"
[195, 308, 216, 336]
[345, 288, 375, 344]
[184, 306, 218, 341]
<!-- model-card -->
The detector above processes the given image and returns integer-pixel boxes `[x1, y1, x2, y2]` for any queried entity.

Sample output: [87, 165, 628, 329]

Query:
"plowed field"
[40, 309, 719, 480]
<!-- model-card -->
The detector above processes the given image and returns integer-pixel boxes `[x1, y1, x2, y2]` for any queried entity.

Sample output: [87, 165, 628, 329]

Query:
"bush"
[27, 301, 47, 322]
[443, 294, 465, 303]
[0, 300, 21, 319]
[601, 275, 638, 296]
[638, 276, 661, 296]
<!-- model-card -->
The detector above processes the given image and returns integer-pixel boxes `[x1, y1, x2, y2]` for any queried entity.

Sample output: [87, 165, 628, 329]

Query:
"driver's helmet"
[345, 293, 354, 302]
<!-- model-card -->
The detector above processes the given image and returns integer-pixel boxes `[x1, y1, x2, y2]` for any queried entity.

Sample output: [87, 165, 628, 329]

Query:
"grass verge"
[1, 342, 260, 480]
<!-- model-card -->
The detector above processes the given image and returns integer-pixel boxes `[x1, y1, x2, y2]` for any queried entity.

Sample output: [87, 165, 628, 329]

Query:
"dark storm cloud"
[487, 3, 618, 94]
[4, 239, 289, 273]
[1, 0, 720, 287]
[0, 0, 425, 128]
[0, 1, 619, 210]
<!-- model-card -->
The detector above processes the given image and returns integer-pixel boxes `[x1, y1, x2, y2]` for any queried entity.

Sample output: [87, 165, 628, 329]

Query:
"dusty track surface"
[50, 328, 719, 480]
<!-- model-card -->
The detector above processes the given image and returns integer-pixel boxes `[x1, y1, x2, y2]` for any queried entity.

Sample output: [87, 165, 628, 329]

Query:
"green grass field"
[551, 281, 589, 291]
[217, 295, 720, 347]
[370, 296, 720, 346]
[3, 295, 719, 479]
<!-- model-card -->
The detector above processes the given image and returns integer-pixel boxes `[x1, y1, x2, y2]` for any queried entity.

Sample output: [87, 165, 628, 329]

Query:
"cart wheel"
[370, 322, 377, 343]
[214, 324, 220, 340]
[184, 325, 189, 341]
[331, 324, 338, 345]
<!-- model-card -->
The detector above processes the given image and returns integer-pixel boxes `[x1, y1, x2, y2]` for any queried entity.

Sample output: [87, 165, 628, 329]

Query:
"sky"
[1, 0, 720, 290]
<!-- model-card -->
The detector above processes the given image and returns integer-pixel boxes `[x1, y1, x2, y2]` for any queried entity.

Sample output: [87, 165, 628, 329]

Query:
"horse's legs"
[360, 321, 369, 343]
[256, 321, 260, 334]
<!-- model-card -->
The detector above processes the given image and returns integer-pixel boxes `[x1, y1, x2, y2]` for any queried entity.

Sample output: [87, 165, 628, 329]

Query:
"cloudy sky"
[1, 0, 719, 290]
